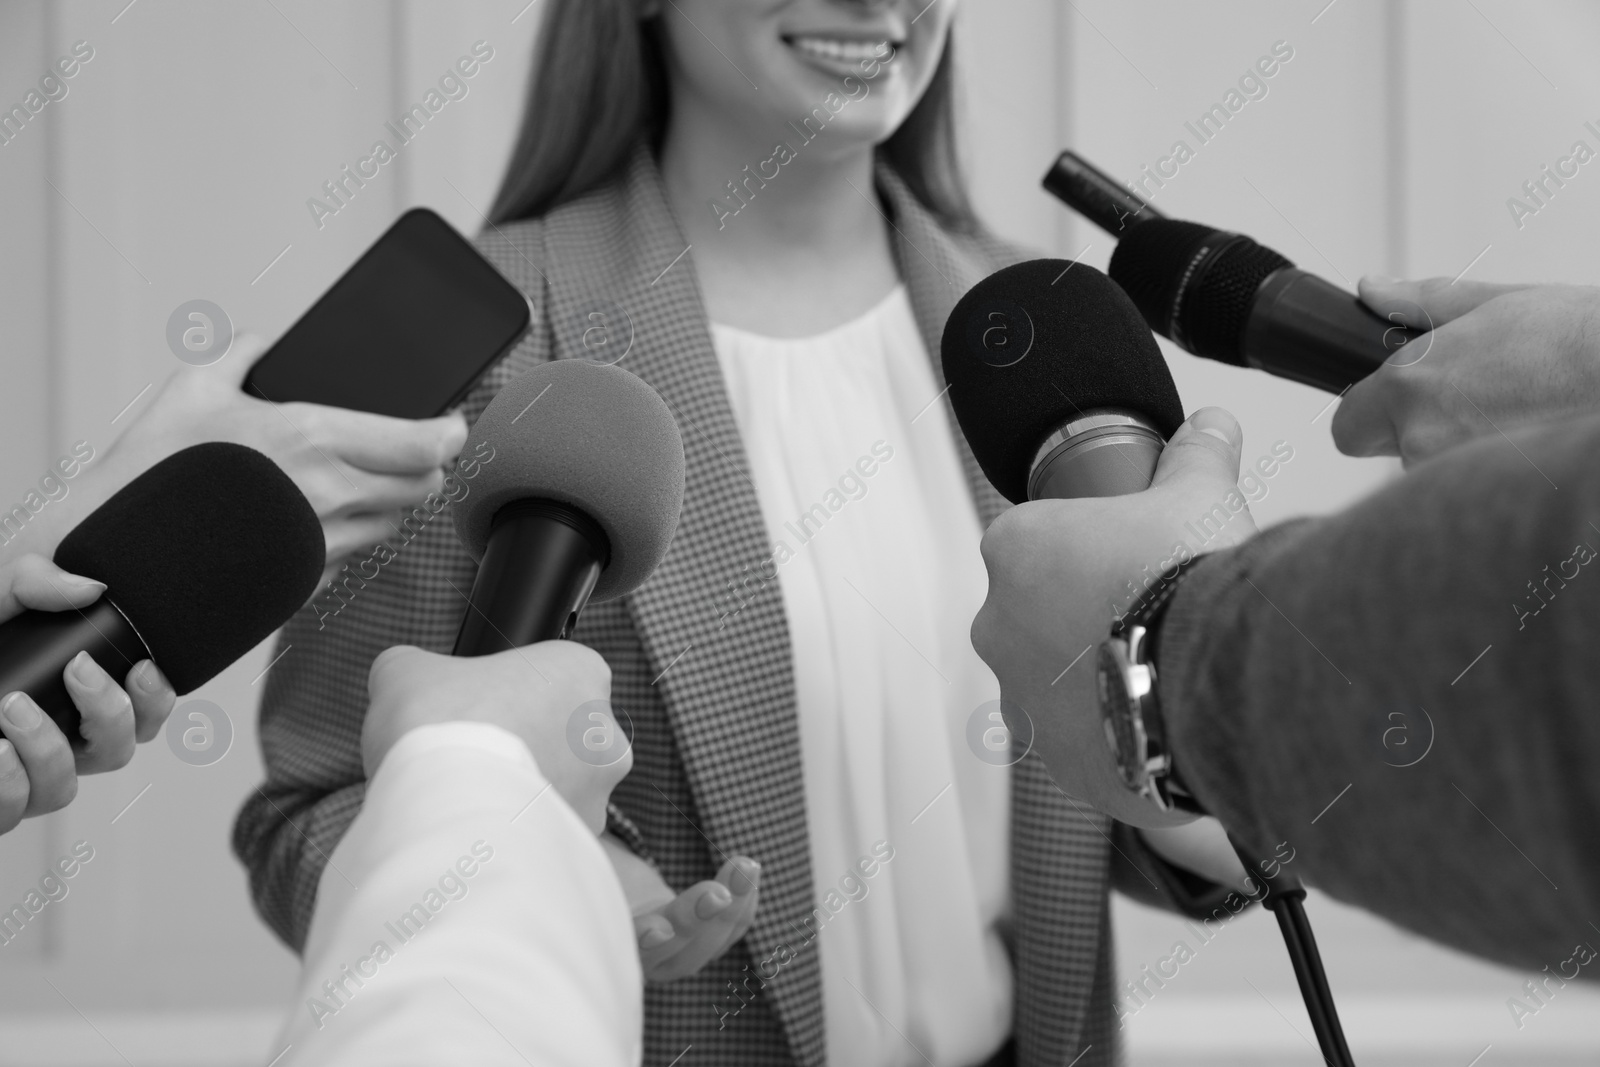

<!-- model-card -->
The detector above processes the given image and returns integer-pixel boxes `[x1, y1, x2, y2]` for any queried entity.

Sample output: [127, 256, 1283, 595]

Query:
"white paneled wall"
[0, 3, 540, 1062]
[0, 1, 1596, 1063]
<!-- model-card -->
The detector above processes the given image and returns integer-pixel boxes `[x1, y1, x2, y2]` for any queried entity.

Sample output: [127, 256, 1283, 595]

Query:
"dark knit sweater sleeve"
[1157, 413, 1600, 973]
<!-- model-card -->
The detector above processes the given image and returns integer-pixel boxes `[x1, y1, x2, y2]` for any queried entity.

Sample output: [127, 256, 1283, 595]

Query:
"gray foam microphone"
[452, 359, 685, 653]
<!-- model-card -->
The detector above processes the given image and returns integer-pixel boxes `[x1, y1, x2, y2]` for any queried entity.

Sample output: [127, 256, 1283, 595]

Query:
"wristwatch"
[1096, 566, 1204, 816]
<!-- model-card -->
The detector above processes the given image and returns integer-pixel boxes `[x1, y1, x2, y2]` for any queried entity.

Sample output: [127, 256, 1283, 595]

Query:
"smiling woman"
[237, 3, 1231, 1067]
[486, 0, 972, 243]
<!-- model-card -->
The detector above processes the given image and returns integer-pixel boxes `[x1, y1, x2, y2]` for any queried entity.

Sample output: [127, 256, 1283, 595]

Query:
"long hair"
[488, 0, 977, 233]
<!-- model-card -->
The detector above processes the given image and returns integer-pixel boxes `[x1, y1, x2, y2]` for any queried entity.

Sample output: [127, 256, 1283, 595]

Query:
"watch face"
[1097, 640, 1146, 790]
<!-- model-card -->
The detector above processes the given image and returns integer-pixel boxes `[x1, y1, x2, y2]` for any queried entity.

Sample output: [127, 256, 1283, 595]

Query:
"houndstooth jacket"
[234, 147, 1219, 1067]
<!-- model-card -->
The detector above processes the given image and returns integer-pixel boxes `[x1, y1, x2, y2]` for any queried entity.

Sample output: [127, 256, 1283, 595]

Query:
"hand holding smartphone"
[244, 208, 533, 418]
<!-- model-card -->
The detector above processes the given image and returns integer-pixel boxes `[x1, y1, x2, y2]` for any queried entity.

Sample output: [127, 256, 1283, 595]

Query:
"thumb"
[208, 333, 268, 389]
[367, 643, 427, 697]
[1150, 407, 1243, 496]
[1357, 275, 1528, 330]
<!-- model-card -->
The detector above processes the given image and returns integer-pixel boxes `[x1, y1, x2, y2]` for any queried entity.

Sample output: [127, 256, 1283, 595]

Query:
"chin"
[816, 108, 906, 151]
[756, 64, 919, 153]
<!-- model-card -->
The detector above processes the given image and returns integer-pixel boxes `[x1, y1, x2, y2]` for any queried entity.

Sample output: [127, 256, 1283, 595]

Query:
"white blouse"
[712, 286, 1012, 1067]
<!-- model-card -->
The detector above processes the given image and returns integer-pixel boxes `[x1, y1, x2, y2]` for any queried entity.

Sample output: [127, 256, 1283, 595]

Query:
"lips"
[783, 34, 898, 77]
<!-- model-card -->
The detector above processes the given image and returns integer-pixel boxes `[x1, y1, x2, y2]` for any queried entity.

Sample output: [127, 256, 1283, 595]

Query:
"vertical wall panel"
[0, 6, 62, 971]
[959, 0, 1073, 256]
[395, 0, 540, 236]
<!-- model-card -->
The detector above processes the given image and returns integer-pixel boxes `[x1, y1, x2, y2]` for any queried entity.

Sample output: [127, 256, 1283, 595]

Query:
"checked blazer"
[235, 146, 1215, 1067]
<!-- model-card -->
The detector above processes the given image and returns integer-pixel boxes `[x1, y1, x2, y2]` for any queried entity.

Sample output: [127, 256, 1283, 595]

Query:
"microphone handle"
[0, 598, 151, 739]
[1245, 268, 1427, 393]
[451, 499, 605, 655]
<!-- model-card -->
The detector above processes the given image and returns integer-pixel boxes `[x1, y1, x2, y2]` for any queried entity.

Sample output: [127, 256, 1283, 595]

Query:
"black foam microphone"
[0, 442, 324, 737]
[943, 256, 1358, 1067]
[451, 360, 685, 654]
[1043, 149, 1427, 394]
[942, 258, 1185, 505]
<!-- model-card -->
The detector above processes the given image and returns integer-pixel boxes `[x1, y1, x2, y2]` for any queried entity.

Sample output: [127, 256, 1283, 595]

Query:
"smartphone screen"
[243, 208, 531, 419]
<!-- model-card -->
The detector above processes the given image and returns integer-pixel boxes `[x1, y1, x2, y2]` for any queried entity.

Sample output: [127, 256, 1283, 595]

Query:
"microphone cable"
[1231, 837, 1356, 1066]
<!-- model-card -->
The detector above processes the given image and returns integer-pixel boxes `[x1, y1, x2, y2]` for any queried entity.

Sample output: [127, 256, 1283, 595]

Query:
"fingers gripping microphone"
[0, 443, 325, 737]
[941, 258, 1185, 505]
[1043, 150, 1426, 394]
[451, 360, 686, 654]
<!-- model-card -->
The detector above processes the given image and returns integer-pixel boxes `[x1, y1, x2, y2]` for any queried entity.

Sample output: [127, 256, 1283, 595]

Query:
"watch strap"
[1114, 559, 1203, 814]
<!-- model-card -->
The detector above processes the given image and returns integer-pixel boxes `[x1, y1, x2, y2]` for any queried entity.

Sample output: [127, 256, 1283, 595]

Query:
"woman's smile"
[782, 33, 898, 79]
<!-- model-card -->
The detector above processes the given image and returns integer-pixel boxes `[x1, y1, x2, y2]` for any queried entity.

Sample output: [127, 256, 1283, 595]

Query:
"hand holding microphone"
[944, 258, 1261, 826]
[0, 441, 323, 834]
[0, 554, 176, 831]
[404, 359, 759, 983]
[949, 261, 1356, 1065]
[362, 641, 623, 832]
[1045, 150, 1428, 393]
[969, 407, 1254, 826]
[1337, 276, 1600, 465]
[1045, 151, 1600, 470]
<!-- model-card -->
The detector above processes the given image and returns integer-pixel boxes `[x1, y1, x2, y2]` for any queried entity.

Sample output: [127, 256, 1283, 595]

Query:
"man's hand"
[362, 641, 624, 832]
[1335, 276, 1600, 465]
[971, 408, 1255, 829]
[0, 555, 177, 834]
[600, 834, 761, 983]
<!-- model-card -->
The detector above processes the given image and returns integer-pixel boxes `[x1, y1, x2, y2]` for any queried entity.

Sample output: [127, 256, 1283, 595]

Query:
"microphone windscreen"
[1108, 218, 1292, 363]
[54, 442, 324, 693]
[941, 259, 1184, 504]
[453, 360, 686, 602]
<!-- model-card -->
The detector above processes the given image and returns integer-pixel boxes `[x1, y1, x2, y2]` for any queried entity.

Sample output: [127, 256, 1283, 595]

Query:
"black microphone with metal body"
[1043, 149, 1426, 394]
[943, 258, 1357, 1067]
[450, 360, 686, 654]
[941, 258, 1186, 505]
[0, 443, 324, 738]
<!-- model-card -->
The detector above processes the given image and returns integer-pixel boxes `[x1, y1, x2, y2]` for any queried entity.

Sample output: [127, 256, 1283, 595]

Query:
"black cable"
[1231, 837, 1356, 1067]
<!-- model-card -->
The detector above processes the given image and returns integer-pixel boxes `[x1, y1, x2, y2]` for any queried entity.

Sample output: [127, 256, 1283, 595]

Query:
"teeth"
[789, 36, 892, 63]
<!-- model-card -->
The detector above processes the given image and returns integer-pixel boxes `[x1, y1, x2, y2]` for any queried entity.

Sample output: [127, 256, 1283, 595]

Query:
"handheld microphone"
[943, 260, 1357, 1066]
[450, 360, 686, 654]
[1043, 149, 1427, 394]
[0, 443, 324, 737]
[934, 259, 1363, 1067]
[941, 258, 1185, 505]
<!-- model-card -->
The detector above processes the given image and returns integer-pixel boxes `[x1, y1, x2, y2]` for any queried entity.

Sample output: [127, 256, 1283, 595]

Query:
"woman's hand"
[1335, 276, 1600, 466]
[2, 335, 468, 583]
[111, 335, 468, 581]
[599, 834, 761, 983]
[0, 555, 177, 834]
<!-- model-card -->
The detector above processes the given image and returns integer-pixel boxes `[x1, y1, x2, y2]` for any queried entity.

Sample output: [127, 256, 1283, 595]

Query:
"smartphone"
[243, 208, 532, 419]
